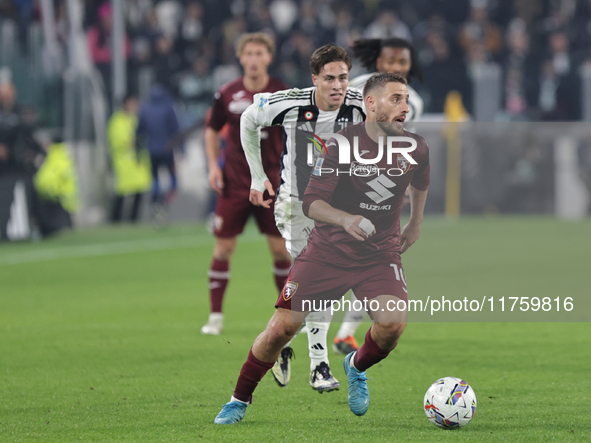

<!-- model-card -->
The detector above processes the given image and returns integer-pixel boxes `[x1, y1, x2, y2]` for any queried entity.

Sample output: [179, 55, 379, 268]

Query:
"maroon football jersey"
[206, 77, 287, 198]
[303, 122, 430, 266]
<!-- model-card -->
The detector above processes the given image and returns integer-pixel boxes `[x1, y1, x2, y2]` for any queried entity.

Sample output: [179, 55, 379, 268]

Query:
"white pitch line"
[0, 234, 263, 266]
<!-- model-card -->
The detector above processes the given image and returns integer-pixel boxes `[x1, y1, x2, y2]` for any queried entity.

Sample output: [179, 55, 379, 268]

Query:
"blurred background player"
[331, 37, 426, 355]
[136, 83, 180, 225]
[200, 33, 292, 336]
[241, 44, 365, 392]
[107, 94, 151, 223]
[349, 38, 424, 121]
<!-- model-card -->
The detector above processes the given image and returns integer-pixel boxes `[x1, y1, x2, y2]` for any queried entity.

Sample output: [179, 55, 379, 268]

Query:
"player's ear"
[311, 74, 318, 87]
[365, 95, 376, 113]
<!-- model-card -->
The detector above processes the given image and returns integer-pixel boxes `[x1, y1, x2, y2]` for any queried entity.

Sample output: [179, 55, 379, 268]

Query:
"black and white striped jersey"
[241, 86, 366, 199]
[349, 73, 424, 122]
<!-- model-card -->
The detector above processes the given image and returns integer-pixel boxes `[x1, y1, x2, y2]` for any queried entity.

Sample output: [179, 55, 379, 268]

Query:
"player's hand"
[208, 166, 224, 195]
[342, 215, 375, 241]
[249, 180, 275, 208]
[400, 221, 421, 253]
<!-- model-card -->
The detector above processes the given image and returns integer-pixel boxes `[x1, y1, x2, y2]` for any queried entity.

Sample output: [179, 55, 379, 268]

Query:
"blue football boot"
[343, 352, 370, 416]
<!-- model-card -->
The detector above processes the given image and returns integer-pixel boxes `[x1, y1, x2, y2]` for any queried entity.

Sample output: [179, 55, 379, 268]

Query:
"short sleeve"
[206, 91, 227, 131]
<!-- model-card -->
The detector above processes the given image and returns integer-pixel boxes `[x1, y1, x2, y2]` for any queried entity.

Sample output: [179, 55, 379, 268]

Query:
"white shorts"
[274, 189, 315, 259]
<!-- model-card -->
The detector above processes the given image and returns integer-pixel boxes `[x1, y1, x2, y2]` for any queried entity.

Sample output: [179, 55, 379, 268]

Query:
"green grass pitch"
[0, 216, 590, 442]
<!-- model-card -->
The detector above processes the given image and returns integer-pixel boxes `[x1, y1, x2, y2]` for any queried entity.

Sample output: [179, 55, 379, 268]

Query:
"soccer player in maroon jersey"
[214, 72, 430, 423]
[241, 44, 365, 391]
[201, 33, 292, 335]
[332, 38, 426, 354]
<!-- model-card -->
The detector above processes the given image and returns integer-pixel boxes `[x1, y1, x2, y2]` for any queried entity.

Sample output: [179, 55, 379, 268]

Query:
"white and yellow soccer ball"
[423, 377, 477, 429]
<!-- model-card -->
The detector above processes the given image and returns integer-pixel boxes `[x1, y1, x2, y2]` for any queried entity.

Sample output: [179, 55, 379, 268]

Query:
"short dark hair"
[309, 44, 352, 76]
[351, 38, 424, 83]
[362, 72, 407, 98]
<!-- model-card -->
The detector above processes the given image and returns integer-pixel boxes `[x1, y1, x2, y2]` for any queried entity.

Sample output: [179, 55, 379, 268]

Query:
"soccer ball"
[423, 377, 477, 429]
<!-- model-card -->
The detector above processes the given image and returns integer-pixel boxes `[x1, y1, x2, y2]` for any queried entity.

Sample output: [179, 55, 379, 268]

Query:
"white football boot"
[201, 313, 224, 335]
[310, 362, 340, 393]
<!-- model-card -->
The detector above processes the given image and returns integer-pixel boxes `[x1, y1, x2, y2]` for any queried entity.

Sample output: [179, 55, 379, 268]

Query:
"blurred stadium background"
[1, 2, 590, 440]
[1, 0, 590, 237]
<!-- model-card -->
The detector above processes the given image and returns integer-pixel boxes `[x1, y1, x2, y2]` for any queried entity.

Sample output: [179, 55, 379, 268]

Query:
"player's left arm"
[401, 135, 430, 253]
[400, 186, 428, 253]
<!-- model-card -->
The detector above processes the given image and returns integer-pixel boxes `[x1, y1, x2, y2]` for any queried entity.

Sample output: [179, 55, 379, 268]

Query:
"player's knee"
[266, 322, 297, 349]
[267, 238, 290, 262]
[378, 321, 406, 341]
[272, 250, 291, 262]
[213, 240, 236, 261]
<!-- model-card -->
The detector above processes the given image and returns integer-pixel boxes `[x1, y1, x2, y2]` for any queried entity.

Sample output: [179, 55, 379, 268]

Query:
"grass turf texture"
[0, 216, 589, 442]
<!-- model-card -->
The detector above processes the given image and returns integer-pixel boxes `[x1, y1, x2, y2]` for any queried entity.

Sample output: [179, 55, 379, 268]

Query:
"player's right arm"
[204, 127, 224, 194]
[240, 95, 275, 207]
[205, 92, 229, 194]
[305, 199, 375, 241]
[241, 88, 306, 207]
[302, 135, 375, 241]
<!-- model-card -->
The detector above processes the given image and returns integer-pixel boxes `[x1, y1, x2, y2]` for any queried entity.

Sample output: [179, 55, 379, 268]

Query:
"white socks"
[336, 291, 365, 339]
[306, 311, 331, 370]
[349, 351, 358, 370]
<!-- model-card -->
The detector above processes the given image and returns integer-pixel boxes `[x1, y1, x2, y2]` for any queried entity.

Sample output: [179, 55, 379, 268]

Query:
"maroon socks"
[209, 258, 290, 313]
[233, 349, 275, 403]
[208, 259, 229, 313]
[353, 327, 391, 372]
[273, 259, 292, 292]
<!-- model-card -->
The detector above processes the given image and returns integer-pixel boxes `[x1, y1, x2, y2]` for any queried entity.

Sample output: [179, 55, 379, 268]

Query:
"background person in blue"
[136, 84, 180, 220]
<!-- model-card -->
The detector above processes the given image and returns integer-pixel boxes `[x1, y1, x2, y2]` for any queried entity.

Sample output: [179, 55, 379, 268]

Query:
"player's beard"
[376, 111, 404, 136]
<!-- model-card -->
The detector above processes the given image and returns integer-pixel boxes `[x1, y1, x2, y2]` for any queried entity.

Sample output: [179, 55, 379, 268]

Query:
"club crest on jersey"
[304, 111, 314, 120]
[282, 281, 298, 301]
[397, 154, 413, 174]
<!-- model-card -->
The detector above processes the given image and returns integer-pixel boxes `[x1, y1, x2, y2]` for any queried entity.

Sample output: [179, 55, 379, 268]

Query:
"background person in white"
[241, 45, 365, 392]
[349, 37, 424, 122]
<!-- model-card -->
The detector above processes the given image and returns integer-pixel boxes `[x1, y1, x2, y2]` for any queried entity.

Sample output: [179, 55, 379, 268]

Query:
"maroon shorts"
[213, 193, 281, 238]
[276, 243, 408, 312]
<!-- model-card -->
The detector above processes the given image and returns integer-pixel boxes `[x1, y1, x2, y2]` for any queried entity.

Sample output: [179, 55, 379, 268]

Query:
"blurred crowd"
[2, 0, 590, 121]
[78, 0, 591, 122]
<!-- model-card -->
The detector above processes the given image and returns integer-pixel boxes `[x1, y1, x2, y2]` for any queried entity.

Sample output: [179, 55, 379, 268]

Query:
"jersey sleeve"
[240, 87, 303, 192]
[205, 91, 227, 131]
[345, 87, 367, 121]
[240, 93, 274, 192]
[410, 138, 430, 191]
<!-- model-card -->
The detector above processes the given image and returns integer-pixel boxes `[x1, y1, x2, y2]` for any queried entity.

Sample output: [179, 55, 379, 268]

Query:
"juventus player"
[332, 37, 425, 353]
[214, 72, 429, 424]
[349, 38, 423, 121]
[241, 45, 365, 392]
